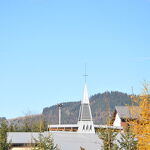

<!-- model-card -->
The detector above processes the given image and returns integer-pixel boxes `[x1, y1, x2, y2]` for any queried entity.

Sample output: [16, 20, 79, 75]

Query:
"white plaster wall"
[113, 113, 121, 127]
[77, 121, 95, 133]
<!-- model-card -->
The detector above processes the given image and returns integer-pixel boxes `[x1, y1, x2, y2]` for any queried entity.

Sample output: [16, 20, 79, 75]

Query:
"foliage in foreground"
[118, 130, 137, 150]
[32, 133, 60, 150]
[0, 121, 11, 150]
[129, 84, 150, 150]
[98, 128, 118, 150]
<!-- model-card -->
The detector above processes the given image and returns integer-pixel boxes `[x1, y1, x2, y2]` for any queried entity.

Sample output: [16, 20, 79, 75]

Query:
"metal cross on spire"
[83, 64, 88, 83]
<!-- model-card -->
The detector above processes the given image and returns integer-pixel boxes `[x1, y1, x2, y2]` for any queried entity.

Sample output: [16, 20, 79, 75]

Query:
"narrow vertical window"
[90, 125, 92, 130]
[82, 125, 85, 130]
[86, 125, 88, 130]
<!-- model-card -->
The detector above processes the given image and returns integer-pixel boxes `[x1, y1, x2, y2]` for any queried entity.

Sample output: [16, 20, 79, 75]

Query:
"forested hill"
[43, 91, 132, 125]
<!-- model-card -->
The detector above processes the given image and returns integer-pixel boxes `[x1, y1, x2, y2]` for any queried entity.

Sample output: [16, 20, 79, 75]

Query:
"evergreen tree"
[32, 133, 60, 150]
[118, 131, 137, 150]
[98, 128, 118, 150]
[0, 121, 11, 150]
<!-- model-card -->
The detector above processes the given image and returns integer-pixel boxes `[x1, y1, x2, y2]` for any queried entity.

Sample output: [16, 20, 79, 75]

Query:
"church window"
[90, 125, 92, 130]
[86, 125, 88, 130]
[83, 125, 85, 130]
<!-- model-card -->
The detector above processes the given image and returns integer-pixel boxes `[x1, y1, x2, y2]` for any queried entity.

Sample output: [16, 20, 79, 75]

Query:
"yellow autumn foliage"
[130, 84, 150, 150]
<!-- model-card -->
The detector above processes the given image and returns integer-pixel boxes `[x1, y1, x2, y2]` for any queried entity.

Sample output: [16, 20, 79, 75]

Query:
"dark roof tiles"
[115, 106, 140, 119]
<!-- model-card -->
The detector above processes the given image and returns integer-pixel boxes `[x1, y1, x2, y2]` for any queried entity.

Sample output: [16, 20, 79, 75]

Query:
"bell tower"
[77, 67, 95, 133]
[77, 84, 95, 133]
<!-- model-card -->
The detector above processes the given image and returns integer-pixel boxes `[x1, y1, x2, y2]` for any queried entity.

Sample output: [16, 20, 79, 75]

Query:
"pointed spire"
[77, 83, 95, 133]
[82, 84, 89, 104]
[78, 84, 92, 121]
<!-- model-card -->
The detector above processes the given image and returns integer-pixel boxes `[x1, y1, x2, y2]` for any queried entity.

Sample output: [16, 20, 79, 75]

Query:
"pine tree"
[32, 133, 60, 150]
[98, 95, 119, 150]
[98, 128, 118, 150]
[118, 131, 137, 150]
[0, 121, 11, 150]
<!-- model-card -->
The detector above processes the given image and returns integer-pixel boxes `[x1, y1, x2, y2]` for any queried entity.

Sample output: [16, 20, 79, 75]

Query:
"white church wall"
[113, 113, 121, 127]
[77, 121, 95, 133]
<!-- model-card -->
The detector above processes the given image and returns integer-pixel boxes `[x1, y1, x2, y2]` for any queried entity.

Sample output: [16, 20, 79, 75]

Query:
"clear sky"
[0, 0, 150, 118]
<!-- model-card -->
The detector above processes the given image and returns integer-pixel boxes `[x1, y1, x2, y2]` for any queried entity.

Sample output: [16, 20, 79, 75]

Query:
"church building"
[7, 82, 122, 150]
[48, 84, 95, 133]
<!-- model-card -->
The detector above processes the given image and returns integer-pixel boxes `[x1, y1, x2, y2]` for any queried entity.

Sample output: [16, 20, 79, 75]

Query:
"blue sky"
[0, 0, 150, 118]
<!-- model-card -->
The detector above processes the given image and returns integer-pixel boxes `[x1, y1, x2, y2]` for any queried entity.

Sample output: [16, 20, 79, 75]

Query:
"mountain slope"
[43, 91, 132, 125]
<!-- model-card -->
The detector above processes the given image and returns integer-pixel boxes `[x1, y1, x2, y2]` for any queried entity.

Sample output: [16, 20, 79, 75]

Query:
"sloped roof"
[8, 132, 39, 144]
[8, 132, 102, 150]
[115, 106, 140, 119]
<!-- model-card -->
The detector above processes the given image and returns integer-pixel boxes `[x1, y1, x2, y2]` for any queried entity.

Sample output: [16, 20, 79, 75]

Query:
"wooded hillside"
[43, 91, 132, 125]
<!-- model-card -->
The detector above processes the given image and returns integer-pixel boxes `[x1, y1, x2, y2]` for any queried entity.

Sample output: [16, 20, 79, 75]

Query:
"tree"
[98, 128, 118, 150]
[32, 133, 60, 150]
[16, 112, 47, 132]
[98, 94, 119, 150]
[0, 121, 11, 150]
[129, 84, 150, 150]
[118, 130, 137, 150]
[31, 116, 47, 132]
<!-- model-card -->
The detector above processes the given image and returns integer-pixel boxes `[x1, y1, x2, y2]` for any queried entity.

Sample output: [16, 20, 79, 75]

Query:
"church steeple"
[82, 84, 89, 104]
[77, 65, 95, 133]
[78, 84, 92, 121]
[77, 83, 95, 133]
[82, 64, 90, 104]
